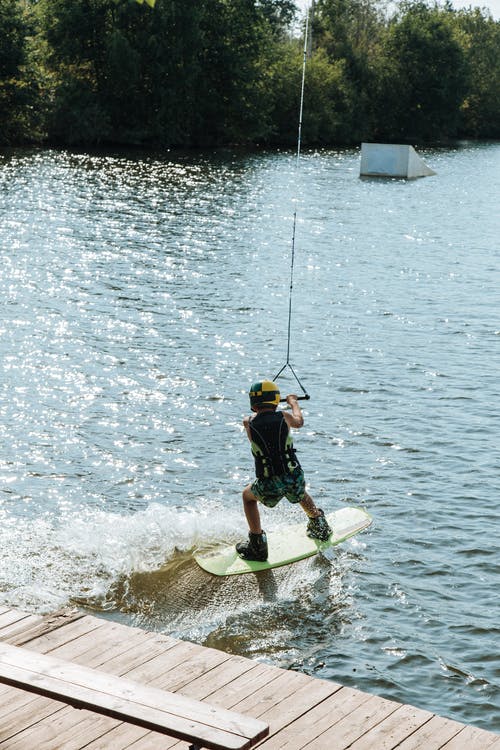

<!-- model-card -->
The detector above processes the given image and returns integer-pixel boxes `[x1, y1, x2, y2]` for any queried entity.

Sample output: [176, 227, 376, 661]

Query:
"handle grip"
[279, 394, 310, 403]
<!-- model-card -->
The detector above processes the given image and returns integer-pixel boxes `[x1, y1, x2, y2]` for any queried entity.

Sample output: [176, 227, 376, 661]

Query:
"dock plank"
[32, 633, 234, 750]
[180, 657, 267, 703]
[0, 692, 68, 743]
[135, 641, 232, 693]
[0, 642, 269, 750]
[300, 693, 401, 749]
[391, 714, 467, 749]
[0, 607, 498, 750]
[158, 664, 294, 750]
[0, 617, 181, 746]
[18, 614, 106, 653]
[0, 624, 184, 744]
[48, 623, 161, 663]
[440, 725, 500, 749]
[4, 608, 84, 647]
[0, 682, 57, 721]
[74, 720, 171, 750]
[199, 662, 285, 709]
[82, 658, 286, 749]
[232, 669, 313, 722]
[254, 675, 341, 735]
[0, 609, 37, 630]
[0, 612, 41, 640]
[255, 686, 372, 750]
[347, 704, 434, 750]
[82, 652, 284, 749]
[33, 636, 241, 750]
[125, 639, 219, 684]
[1, 708, 135, 750]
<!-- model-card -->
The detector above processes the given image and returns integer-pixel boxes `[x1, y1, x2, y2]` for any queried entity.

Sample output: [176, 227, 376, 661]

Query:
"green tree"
[40, 0, 116, 143]
[38, 0, 279, 146]
[7, 0, 496, 147]
[39, 0, 205, 145]
[302, 48, 358, 144]
[314, 0, 386, 63]
[257, 0, 296, 37]
[0, 0, 29, 142]
[454, 8, 500, 137]
[188, 0, 275, 146]
[312, 0, 387, 142]
[375, 3, 469, 141]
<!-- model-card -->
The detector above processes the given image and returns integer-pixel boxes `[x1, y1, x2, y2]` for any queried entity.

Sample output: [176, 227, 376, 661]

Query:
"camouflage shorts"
[251, 467, 306, 508]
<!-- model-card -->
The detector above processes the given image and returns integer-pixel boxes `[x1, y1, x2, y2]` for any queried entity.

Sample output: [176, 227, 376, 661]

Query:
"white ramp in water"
[360, 142, 436, 179]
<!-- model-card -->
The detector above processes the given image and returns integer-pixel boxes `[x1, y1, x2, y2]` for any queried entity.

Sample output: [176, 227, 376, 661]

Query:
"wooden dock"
[1, 605, 498, 749]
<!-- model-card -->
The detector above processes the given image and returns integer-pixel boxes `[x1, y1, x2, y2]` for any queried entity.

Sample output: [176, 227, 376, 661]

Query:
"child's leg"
[242, 484, 264, 533]
[237, 485, 268, 560]
[300, 492, 332, 541]
[299, 491, 323, 518]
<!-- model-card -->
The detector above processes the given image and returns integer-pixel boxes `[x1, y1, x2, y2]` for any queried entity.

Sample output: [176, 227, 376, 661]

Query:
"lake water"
[1, 142, 499, 733]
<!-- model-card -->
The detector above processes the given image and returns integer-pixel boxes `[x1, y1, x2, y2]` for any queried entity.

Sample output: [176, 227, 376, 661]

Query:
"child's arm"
[243, 415, 253, 441]
[283, 395, 304, 429]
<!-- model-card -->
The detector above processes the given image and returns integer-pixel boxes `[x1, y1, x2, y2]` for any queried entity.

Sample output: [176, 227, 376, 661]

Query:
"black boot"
[306, 509, 332, 541]
[236, 531, 268, 561]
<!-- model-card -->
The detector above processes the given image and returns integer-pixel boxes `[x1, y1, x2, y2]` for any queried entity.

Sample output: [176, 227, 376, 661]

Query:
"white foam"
[0, 502, 244, 612]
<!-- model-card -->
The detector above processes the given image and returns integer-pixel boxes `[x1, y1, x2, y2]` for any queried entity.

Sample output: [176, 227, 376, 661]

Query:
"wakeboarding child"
[236, 379, 332, 561]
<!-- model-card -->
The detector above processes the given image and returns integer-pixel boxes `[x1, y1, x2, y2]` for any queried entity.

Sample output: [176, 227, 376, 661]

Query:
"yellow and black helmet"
[249, 380, 281, 408]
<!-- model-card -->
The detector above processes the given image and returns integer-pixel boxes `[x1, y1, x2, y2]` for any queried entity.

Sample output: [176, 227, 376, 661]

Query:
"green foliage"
[266, 44, 361, 145]
[257, 0, 296, 37]
[315, 0, 386, 63]
[35, 0, 277, 146]
[375, 3, 469, 141]
[40, 0, 186, 144]
[0, 0, 25, 75]
[0, 0, 499, 146]
[191, 0, 274, 146]
[312, 0, 387, 143]
[454, 8, 500, 137]
[0, 0, 29, 142]
[303, 50, 357, 144]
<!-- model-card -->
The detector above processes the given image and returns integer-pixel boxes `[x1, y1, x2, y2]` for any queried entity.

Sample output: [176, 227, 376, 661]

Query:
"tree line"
[1, 0, 499, 148]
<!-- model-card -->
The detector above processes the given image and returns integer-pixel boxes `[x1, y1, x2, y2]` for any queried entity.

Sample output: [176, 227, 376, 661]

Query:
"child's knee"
[243, 486, 257, 504]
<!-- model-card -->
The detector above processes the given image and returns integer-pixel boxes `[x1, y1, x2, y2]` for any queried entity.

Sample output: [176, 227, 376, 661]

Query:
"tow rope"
[274, 8, 311, 403]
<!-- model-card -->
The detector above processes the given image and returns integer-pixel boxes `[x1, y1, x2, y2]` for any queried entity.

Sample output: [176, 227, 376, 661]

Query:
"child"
[236, 379, 332, 561]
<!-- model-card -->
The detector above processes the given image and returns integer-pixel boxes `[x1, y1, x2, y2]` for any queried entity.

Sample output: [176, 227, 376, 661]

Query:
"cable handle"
[279, 395, 310, 403]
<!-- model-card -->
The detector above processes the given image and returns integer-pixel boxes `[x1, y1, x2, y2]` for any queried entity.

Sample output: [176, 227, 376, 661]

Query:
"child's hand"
[283, 395, 304, 427]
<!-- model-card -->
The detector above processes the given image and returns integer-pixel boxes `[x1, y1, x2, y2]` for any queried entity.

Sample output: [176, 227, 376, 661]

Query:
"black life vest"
[249, 411, 301, 479]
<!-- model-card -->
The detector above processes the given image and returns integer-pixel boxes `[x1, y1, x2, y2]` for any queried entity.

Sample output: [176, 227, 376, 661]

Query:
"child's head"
[249, 380, 280, 412]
